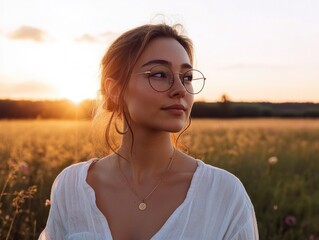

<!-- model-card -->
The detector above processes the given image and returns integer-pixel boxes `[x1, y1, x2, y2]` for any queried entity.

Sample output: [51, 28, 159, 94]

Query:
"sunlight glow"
[1, 0, 319, 102]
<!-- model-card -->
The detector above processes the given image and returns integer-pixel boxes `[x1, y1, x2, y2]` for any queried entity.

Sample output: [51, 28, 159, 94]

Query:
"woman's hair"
[92, 23, 194, 155]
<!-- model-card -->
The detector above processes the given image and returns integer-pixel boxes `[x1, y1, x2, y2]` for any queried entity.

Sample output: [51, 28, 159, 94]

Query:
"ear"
[104, 78, 120, 103]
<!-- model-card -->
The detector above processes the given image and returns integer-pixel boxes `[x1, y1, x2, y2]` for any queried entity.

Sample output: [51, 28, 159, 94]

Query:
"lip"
[161, 104, 186, 115]
[161, 104, 186, 111]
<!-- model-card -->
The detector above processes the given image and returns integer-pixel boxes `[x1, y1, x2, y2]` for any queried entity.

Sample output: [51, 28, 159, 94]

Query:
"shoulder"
[60, 159, 94, 175]
[54, 161, 90, 183]
[50, 159, 97, 200]
[196, 160, 253, 207]
[194, 161, 258, 238]
[197, 160, 244, 188]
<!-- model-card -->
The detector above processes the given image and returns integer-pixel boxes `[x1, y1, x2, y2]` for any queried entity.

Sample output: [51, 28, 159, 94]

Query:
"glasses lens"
[148, 65, 173, 92]
[182, 70, 205, 94]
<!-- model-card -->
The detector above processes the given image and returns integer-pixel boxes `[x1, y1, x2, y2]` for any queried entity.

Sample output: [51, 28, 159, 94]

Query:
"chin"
[167, 128, 181, 133]
[165, 123, 187, 133]
[150, 118, 188, 133]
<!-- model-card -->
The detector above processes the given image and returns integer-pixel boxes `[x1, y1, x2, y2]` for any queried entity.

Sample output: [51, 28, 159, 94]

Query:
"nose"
[169, 73, 186, 98]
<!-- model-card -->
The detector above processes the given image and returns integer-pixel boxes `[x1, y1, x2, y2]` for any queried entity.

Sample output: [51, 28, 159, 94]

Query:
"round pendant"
[139, 202, 147, 211]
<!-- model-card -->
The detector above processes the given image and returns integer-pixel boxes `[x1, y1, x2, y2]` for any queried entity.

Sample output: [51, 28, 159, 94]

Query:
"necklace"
[117, 148, 176, 211]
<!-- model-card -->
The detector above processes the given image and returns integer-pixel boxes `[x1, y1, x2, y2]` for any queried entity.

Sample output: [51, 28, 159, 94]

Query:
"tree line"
[0, 98, 318, 119]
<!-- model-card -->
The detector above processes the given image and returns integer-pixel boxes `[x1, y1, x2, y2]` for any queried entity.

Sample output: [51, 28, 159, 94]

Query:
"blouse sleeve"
[218, 169, 259, 240]
[38, 171, 67, 240]
[229, 207, 259, 240]
[229, 177, 259, 240]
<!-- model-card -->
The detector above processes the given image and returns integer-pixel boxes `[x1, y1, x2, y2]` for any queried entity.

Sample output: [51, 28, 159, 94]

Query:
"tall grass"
[0, 119, 318, 239]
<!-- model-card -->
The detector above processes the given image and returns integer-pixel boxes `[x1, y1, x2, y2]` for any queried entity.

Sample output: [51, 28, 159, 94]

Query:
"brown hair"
[92, 23, 194, 155]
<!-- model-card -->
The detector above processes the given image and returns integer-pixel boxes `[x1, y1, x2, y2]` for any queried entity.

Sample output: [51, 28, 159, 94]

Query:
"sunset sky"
[1, 0, 318, 103]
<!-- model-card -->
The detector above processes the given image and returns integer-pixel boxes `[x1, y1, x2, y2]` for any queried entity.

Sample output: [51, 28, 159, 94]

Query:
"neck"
[118, 129, 175, 184]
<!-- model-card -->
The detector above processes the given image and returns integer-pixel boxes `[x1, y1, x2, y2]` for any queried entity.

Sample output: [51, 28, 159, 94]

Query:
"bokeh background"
[1, 0, 319, 239]
[1, 0, 319, 103]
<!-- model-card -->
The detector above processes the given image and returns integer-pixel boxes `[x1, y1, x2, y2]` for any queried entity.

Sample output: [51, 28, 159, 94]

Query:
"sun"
[58, 78, 99, 104]
[68, 95, 85, 104]
[60, 88, 88, 104]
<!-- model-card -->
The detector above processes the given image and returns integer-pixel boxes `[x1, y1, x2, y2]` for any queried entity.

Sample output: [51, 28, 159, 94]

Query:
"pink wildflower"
[284, 215, 297, 227]
[268, 156, 278, 165]
[18, 161, 30, 175]
[45, 199, 51, 207]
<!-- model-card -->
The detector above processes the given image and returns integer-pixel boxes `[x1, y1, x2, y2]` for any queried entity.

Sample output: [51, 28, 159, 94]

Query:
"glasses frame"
[133, 65, 206, 95]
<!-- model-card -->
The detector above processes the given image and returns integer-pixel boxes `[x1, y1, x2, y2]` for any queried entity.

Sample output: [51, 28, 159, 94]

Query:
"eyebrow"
[141, 59, 192, 69]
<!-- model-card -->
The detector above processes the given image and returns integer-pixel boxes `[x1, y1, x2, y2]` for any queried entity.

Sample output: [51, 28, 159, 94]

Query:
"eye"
[183, 73, 193, 83]
[149, 71, 168, 79]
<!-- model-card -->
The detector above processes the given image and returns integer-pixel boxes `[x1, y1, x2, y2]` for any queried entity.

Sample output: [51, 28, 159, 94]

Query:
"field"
[0, 119, 318, 239]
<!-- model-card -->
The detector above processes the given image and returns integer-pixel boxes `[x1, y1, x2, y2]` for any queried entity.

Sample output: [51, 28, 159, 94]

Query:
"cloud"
[74, 31, 119, 43]
[0, 79, 57, 99]
[99, 31, 119, 40]
[75, 34, 98, 43]
[7, 26, 49, 42]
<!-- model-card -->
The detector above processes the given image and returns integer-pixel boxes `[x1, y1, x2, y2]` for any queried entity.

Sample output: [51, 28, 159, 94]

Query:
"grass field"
[0, 119, 318, 239]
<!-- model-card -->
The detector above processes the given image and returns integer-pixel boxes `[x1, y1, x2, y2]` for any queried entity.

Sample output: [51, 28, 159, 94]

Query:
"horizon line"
[0, 97, 318, 104]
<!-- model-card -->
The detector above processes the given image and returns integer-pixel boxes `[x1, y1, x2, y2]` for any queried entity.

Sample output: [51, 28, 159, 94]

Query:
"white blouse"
[39, 159, 259, 240]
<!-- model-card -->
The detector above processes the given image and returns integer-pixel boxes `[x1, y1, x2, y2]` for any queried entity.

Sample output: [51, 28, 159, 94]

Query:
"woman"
[40, 23, 258, 240]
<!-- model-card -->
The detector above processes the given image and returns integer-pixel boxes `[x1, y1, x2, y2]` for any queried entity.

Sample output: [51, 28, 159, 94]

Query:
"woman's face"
[124, 37, 194, 133]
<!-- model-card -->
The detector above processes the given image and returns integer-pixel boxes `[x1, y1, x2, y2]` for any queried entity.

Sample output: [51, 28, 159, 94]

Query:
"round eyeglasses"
[134, 65, 206, 94]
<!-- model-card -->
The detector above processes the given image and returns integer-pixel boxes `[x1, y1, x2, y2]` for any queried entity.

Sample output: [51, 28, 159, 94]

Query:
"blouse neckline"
[82, 158, 203, 239]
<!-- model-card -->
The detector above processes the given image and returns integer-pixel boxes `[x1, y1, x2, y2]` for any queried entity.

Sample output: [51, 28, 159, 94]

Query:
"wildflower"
[18, 161, 30, 176]
[308, 234, 319, 240]
[284, 215, 297, 227]
[45, 199, 51, 207]
[268, 156, 278, 165]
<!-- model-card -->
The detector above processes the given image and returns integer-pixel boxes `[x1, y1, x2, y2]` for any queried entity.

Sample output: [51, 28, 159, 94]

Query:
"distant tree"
[220, 94, 231, 103]
[1, 99, 319, 119]
[218, 94, 232, 118]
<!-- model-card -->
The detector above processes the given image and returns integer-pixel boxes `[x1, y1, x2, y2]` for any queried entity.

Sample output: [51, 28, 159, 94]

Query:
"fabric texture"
[39, 159, 259, 240]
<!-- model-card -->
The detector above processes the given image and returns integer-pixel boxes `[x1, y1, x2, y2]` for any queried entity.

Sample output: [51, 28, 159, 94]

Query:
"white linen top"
[39, 159, 259, 240]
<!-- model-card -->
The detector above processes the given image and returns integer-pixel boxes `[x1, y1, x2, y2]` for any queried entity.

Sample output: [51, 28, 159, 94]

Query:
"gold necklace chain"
[117, 148, 176, 211]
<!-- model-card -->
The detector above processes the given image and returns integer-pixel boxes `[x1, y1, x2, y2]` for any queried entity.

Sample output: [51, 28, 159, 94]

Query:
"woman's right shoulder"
[57, 159, 95, 177]
[62, 158, 98, 174]
[51, 158, 98, 196]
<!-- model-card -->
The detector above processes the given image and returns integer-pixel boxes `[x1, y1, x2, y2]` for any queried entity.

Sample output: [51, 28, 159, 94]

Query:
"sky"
[0, 0, 318, 103]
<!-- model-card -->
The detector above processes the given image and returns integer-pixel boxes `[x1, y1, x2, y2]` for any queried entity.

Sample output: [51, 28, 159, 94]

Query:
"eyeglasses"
[133, 65, 206, 94]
